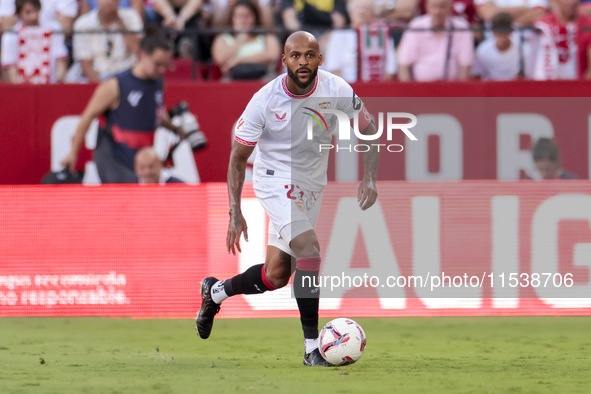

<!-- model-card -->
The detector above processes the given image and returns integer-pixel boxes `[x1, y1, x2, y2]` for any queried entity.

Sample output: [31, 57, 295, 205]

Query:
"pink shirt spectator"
[398, 14, 474, 81]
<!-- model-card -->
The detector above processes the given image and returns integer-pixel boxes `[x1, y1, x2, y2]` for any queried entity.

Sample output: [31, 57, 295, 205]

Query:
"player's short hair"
[16, 0, 41, 14]
[533, 138, 560, 163]
[228, 0, 262, 30]
[140, 25, 173, 54]
[491, 12, 513, 33]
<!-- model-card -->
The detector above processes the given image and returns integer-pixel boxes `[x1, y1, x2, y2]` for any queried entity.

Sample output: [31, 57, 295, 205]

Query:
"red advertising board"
[1, 81, 591, 185]
[1, 182, 590, 318]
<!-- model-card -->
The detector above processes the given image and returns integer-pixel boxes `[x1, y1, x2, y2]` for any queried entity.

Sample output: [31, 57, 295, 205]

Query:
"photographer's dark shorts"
[94, 133, 138, 184]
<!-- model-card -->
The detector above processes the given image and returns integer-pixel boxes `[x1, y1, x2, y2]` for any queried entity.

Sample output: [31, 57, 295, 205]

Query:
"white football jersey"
[234, 69, 363, 191]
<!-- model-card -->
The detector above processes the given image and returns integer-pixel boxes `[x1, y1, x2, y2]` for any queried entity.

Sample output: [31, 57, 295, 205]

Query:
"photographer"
[61, 27, 184, 183]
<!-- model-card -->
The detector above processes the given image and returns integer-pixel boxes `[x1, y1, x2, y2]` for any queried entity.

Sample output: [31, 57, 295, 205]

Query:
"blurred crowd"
[2, 0, 591, 83]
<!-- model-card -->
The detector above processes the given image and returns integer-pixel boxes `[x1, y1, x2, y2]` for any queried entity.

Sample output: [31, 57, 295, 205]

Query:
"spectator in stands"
[153, 0, 203, 31]
[211, 0, 281, 79]
[0, 0, 77, 31]
[378, 0, 482, 26]
[67, 0, 143, 82]
[531, 0, 591, 80]
[398, 0, 474, 81]
[324, 0, 397, 82]
[376, 0, 418, 23]
[135, 147, 184, 183]
[418, 0, 484, 43]
[211, 0, 275, 27]
[475, 0, 546, 27]
[152, 0, 210, 59]
[472, 12, 523, 79]
[1, 0, 68, 83]
[524, 138, 578, 179]
[417, 0, 481, 24]
[281, 0, 348, 32]
[79, 0, 145, 22]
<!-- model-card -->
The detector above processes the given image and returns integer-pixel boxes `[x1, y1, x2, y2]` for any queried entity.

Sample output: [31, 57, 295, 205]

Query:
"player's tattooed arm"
[227, 141, 255, 255]
[357, 120, 379, 211]
[228, 141, 254, 211]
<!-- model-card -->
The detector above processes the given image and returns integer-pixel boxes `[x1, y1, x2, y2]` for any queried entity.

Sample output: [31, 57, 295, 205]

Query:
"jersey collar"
[282, 75, 318, 99]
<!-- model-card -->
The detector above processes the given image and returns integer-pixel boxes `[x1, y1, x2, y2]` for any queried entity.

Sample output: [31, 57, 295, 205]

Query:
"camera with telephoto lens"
[169, 101, 208, 152]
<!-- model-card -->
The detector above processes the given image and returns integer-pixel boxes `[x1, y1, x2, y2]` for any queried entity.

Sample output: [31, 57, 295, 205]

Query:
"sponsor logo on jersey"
[127, 91, 143, 107]
[237, 118, 245, 129]
[319, 101, 331, 110]
[266, 169, 275, 175]
[275, 112, 287, 121]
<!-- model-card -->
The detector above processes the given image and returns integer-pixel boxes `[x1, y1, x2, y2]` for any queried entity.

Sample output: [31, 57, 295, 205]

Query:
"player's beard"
[287, 67, 318, 90]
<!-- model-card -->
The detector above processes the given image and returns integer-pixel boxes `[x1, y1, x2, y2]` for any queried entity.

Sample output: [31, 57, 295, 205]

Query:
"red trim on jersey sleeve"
[235, 136, 257, 146]
[282, 75, 318, 99]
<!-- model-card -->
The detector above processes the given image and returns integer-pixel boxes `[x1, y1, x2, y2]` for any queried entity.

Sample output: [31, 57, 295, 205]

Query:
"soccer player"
[195, 31, 379, 366]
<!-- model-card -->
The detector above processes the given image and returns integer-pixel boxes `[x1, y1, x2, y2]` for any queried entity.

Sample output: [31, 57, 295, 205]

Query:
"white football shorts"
[253, 179, 323, 255]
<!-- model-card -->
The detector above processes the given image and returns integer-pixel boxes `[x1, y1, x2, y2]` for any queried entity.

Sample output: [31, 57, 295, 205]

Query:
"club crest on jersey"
[275, 112, 287, 122]
[127, 90, 143, 107]
[319, 101, 331, 110]
[295, 201, 305, 213]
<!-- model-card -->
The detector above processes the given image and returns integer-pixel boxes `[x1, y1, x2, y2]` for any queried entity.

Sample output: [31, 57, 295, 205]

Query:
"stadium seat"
[164, 59, 198, 81]
[206, 63, 223, 81]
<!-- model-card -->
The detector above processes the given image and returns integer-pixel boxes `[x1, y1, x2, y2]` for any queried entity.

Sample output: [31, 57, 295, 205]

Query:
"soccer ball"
[318, 318, 366, 365]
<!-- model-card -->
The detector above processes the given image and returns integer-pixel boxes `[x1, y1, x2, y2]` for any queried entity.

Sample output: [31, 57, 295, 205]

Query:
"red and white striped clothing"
[1, 21, 68, 84]
[532, 13, 591, 80]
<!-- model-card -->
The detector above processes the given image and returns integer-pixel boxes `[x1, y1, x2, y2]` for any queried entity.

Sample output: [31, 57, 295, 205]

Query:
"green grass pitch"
[1, 316, 590, 393]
